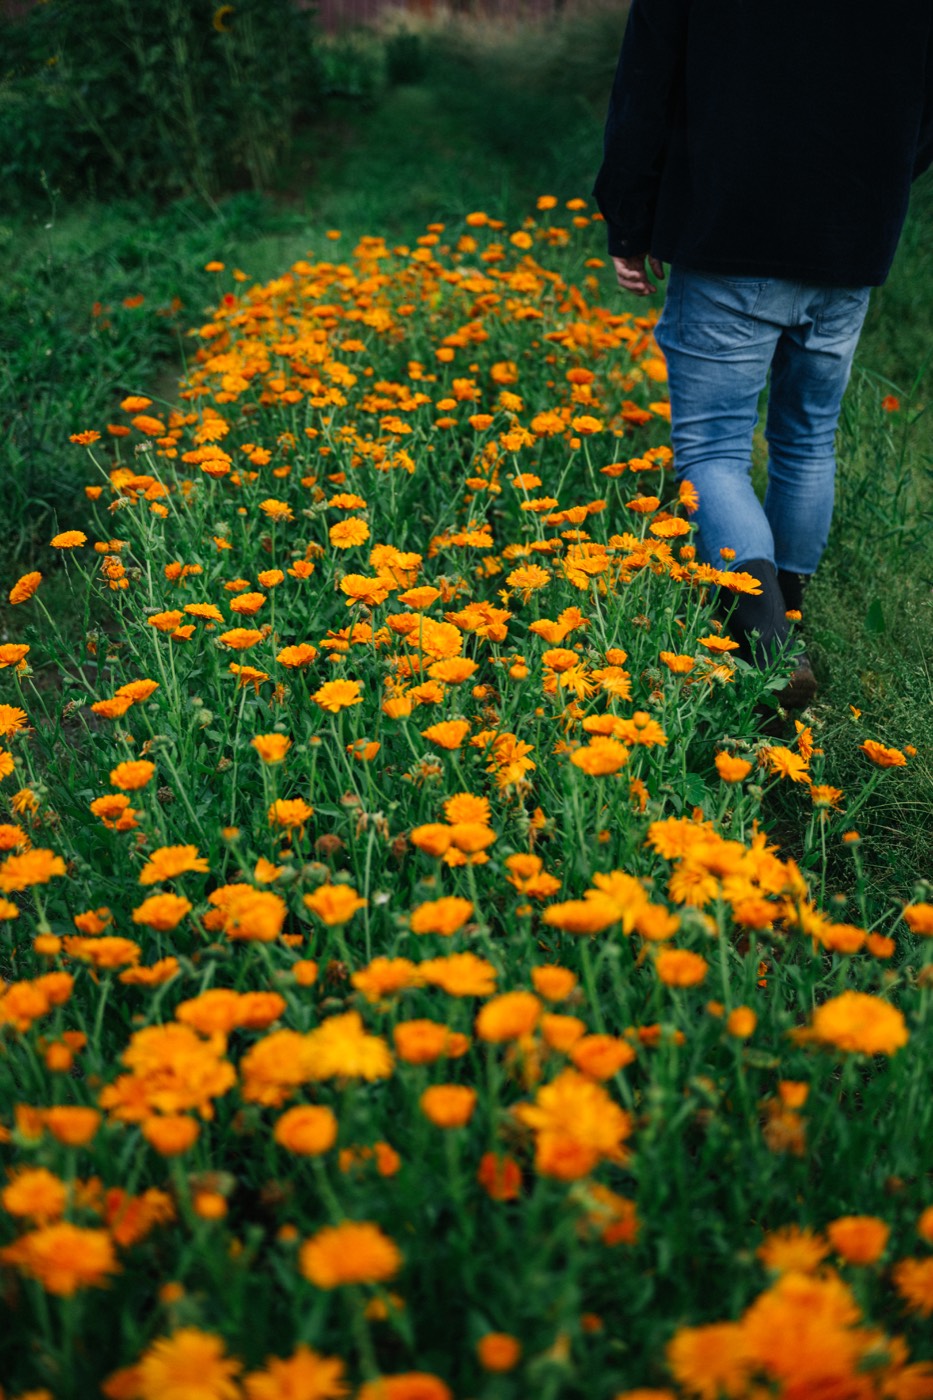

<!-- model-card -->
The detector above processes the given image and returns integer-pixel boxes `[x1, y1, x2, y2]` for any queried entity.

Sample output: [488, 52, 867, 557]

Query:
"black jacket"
[592, 0, 933, 285]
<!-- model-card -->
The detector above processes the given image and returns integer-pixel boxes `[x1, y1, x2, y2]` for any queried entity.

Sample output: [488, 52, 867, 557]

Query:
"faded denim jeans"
[653, 266, 872, 574]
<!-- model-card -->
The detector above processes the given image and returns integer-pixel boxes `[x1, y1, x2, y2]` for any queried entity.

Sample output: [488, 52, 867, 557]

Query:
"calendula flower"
[2, 1167, 68, 1221]
[422, 719, 471, 750]
[9, 571, 42, 605]
[860, 739, 907, 767]
[409, 896, 473, 936]
[892, 1258, 933, 1317]
[303, 883, 367, 926]
[655, 948, 708, 987]
[826, 1215, 889, 1265]
[299, 1221, 401, 1289]
[138, 844, 210, 885]
[0, 848, 67, 893]
[132, 893, 193, 931]
[807, 990, 908, 1056]
[274, 1105, 338, 1156]
[312, 679, 363, 712]
[0, 1222, 118, 1295]
[251, 734, 291, 764]
[50, 530, 87, 548]
[477, 1335, 521, 1373]
[715, 752, 753, 783]
[135, 1327, 241, 1400]
[110, 759, 156, 791]
[0, 704, 28, 738]
[243, 1347, 348, 1400]
[420, 1084, 477, 1128]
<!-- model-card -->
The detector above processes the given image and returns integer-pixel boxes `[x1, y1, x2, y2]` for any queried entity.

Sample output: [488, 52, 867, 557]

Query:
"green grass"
[2, 3, 930, 908]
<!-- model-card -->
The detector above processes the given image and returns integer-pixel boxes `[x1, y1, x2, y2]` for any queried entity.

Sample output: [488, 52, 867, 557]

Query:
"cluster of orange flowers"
[1, 198, 928, 1399]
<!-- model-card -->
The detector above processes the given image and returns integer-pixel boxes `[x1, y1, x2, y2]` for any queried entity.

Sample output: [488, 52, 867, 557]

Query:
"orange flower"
[136, 1328, 241, 1400]
[726, 1006, 757, 1039]
[515, 1068, 632, 1179]
[251, 734, 292, 764]
[570, 1034, 636, 1079]
[421, 719, 471, 750]
[410, 896, 473, 936]
[357, 1375, 451, 1400]
[393, 1020, 469, 1065]
[903, 902, 933, 936]
[312, 679, 363, 712]
[477, 1152, 522, 1201]
[50, 530, 87, 548]
[43, 1106, 100, 1147]
[808, 990, 908, 1056]
[274, 1105, 338, 1156]
[860, 739, 907, 768]
[132, 893, 192, 931]
[420, 952, 497, 998]
[420, 1084, 477, 1128]
[330, 518, 371, 549]
[0, 1221, 118, 1294]
[571, 738, 630, 776]
[138, 844, 210, 885]
[8, 570, 42, 605]
[243, 1346, 348, 1400]
[826, 1215, 889, 1266]
[476, 990, 540, 1042]
[655, 948, 708, 987]
[303, 883, 367, 926]
[715, 752, 753, 783]
[2, 1167, 67, 1221]
[0, 848, 67, 893]
[142, 1116, 200, 1156]
[531, 966, 577, 1001]
[110, 760, 156, 791]
[477, 1334, 521, 1372]
[299, 1221, 401, 1289]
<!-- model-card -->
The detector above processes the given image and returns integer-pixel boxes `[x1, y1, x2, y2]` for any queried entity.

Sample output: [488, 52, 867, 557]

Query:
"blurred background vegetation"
[1, 0, 930, 908]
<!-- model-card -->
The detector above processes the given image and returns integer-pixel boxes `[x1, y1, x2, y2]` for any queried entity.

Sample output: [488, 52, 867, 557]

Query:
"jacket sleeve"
[592, 0, 690, 257]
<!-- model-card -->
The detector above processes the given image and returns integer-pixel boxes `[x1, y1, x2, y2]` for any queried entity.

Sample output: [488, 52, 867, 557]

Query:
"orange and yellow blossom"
[299, 1221, 401, 1289]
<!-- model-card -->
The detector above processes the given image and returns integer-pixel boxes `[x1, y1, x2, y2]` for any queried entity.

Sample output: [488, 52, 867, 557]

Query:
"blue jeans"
[653, 266, 871, 574]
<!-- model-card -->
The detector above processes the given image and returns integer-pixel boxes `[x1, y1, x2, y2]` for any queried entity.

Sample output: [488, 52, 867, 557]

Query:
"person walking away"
[593, 0, 933, 706]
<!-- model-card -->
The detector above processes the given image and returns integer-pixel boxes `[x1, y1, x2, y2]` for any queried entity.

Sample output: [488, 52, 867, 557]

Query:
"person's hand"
[612, 254, 665, 296]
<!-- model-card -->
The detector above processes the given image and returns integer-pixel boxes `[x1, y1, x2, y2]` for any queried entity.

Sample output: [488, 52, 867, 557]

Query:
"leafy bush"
[0, 0, 323, 206]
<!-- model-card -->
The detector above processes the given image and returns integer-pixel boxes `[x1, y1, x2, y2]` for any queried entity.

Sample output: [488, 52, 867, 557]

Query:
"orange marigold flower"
[277, 643, 318, 667]
[50, 530, 87, 549]
[763, 745, 810, 783]
[243, 1346, 348, 1400]
[757, 1225, 829, 1275]
[715, 752, 753, 783]
[142, 1116, 200, 1156]
[131, 893, 193, 931]
[219, 628, 264, 650]
[44, 1105, 100, 1146]
[571, 738, 630, 776]
[357, 1375, 450, 1400]
[476, 990, 540, 1042]
[808, 990, 908, 1056]
[0, 848, 66, 893]
[299, 1221, 401, 1289]
[655, 948, 708, 987]
[303, 884, 367, 926]
[860, 739, 907, 768]
[570, 1034, 636, 1079]
[9, 570, 42, 605]
[259, 498, 295, 521]
[421, 719, 471, 750]
[312, 679, 363, 713]
[477, 1151, 522, 1201]
[0, 1221, 118, 1294]
[2, 1167, 68, 1221]
[892, 1257, 933, 1317]
[420, 1084, 477, 1128]
[826, 1215, 889, 1266]
[477, 1334, 521, 1372]
[393, 1019, 469, 1065]
[110, 759, 156, 791]
[138, 844, 210, 885]
[420, 952, 497, 998]
[268, 797, 313, 830]
[515, 1068, 632, 1180]
[0, 704, 29, 738]
[251, 734, 291, 764]
[666, 1322, 752, 1400]
[274, 1105, 338, 1156]
[903, 902, 933, 936]
[136, 1328, 241, 1400]
[410, 896, 473, 936]
[531, 966, 577, 1001]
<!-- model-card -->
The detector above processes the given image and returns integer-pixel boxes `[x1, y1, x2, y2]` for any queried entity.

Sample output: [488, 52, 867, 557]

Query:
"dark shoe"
[719, 559, 790, 666]
[777, 568, 812, 615]
[780, 653, 818, 710]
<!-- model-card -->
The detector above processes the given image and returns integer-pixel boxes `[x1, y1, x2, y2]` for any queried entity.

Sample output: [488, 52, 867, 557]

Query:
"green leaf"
[865, 598, 886, 634]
